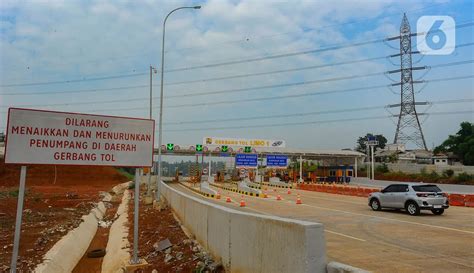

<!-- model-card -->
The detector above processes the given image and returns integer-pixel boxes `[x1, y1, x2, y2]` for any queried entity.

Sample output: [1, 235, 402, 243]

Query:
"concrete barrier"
[102, 190, 131, 273]
[269, 177, 289, 187]
[34, 202, 106, 273]
[200, 181, 218, 195]
[327, 261, 371, 273]
[161, 181, 326, 273]
[238, 181, 262, 195]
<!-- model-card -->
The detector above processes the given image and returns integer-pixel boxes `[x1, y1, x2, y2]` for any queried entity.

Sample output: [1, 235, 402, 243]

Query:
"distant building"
[432, 154, 449, 166]
[432, 153, 460, 166]
[374, 144, 432, 164]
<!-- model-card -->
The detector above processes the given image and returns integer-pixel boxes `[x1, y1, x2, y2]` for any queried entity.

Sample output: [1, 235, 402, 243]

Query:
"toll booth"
[309, 165, 353, 183]
[327, 165, 353, 183]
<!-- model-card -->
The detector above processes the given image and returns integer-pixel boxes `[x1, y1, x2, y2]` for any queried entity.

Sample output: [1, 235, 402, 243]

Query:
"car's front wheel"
[405, 201, 420, 216]
[431, 208, 444, 215]
[370, 198, 381, 211]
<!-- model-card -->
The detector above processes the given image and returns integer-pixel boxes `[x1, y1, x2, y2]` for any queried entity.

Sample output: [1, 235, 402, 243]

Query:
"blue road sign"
[266, 155, 288, 167]
[235, 153, 258, 167]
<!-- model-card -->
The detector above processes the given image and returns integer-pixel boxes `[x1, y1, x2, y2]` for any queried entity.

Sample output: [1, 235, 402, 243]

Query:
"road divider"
[210, 182, 264, 198]
[179, 182, 218, 199]
[229, 180, 293, 189]
[161, 181, 327, 273]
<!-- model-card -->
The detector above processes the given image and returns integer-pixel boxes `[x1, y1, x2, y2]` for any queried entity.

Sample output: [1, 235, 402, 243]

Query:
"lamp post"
[156, 5, 201, 201]
[147, 65, 157, 197]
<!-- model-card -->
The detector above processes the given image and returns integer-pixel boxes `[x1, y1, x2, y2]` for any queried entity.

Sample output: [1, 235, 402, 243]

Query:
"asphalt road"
[171, 182, 474, 273]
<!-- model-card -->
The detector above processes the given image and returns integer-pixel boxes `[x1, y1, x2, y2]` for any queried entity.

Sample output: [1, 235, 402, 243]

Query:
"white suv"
[368, 183, 449, 216]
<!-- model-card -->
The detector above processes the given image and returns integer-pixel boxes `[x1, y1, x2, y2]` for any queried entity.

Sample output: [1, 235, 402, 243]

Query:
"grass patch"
[116, 168, 135, 180]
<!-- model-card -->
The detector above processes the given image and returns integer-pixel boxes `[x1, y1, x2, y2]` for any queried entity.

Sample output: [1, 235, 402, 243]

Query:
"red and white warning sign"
[4, 108, 155, 167]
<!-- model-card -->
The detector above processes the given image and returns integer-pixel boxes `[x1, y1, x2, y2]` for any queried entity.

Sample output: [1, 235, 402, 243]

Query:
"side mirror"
[381, 189, 386, 193]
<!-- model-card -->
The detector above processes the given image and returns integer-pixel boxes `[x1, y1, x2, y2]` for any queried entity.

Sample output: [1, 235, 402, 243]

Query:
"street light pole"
[147, 65, 156, 196]
[156, 5, 201, 201]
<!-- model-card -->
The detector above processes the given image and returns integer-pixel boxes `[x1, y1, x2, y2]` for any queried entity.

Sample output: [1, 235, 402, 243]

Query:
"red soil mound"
[0, 159, 129, 188]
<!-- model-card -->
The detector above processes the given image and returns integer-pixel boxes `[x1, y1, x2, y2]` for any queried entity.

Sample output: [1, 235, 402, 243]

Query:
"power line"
[162, 22, 474, 72]
[164, 98, 473, 125]
[169, 2, 452, 54]
[1, 42, 472, 96]
[2, 58, 472, 109]
[163, 75, 474, 109]
[1, 74, 472, 113]
[0, 72, 147, 88]
[4, 2, 451, 75]
[163, 110, 474, 132]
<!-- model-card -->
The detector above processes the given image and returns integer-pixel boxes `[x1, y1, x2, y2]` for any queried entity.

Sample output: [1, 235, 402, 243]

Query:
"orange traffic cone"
[276, 194, 282, 201]
[240, 196, 246, 207]
[296, 194, 302, 205]
[287, 189, 291, 194]
[216, 190, 221, 199]
[226, 196, 231, 203]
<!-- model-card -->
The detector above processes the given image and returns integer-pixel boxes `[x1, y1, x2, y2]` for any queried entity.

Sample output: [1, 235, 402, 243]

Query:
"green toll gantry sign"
[221, 145, 229, 152]
[196, 144, 203, 152]
[244, 146, 252, 153]
[166, 143, 174, 151]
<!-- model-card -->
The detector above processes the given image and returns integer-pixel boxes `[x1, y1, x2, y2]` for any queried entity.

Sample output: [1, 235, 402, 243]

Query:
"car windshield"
[412, 185, 442, 192]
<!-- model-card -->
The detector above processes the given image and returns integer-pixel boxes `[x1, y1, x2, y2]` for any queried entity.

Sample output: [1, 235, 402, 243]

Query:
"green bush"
[442, 169, 454, 178]
[455, 172, 473, 183]
[376, 163, 389, 174]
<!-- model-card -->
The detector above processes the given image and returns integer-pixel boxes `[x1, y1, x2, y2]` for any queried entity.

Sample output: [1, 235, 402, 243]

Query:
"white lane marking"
[376, 238, 474, 269]
[325, 230, 366, 242]
[293, 190, 362, 205]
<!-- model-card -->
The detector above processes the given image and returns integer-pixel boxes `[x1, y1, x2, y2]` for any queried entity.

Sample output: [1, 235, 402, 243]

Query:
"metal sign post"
[10, 166, 27, 273]
[371, 146, 375, 180]
[132, 168, 141, 264]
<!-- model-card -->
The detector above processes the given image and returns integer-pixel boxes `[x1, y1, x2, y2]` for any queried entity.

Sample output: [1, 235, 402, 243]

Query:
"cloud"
[0, 0, 472, 150]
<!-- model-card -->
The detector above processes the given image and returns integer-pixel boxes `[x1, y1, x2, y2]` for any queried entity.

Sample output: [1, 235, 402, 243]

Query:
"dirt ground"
[0, 159, 129, 272]
[127, 192, 225, 273]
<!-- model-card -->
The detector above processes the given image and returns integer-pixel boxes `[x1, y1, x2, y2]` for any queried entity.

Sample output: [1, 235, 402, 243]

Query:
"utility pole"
[387, 13, 428, 150]
[147, 65, 157, 196]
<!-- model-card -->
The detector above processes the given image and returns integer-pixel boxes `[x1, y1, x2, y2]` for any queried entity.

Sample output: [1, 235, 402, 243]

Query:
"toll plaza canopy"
[154, 145, 365, 160]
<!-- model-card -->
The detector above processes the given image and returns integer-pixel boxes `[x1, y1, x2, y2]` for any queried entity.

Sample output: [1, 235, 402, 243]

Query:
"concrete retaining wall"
[34, 202, 106, 273]
[101, 190, 131, 273]
[161, 181, 326, 273]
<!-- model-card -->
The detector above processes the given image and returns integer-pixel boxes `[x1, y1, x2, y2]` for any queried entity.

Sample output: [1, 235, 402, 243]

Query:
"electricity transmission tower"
[387, 13, 428, 150]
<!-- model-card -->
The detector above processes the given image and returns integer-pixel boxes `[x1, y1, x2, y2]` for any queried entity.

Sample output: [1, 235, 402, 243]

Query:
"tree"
[355, 133, 388, 153]
[434, 122, 474, 165]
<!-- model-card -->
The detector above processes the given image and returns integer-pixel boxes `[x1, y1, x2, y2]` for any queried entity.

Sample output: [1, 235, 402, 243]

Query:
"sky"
[0, 0, 472, 151]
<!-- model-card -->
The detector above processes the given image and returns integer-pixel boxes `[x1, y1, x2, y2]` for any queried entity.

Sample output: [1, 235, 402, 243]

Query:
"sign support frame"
[10, 165, 27, 273]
